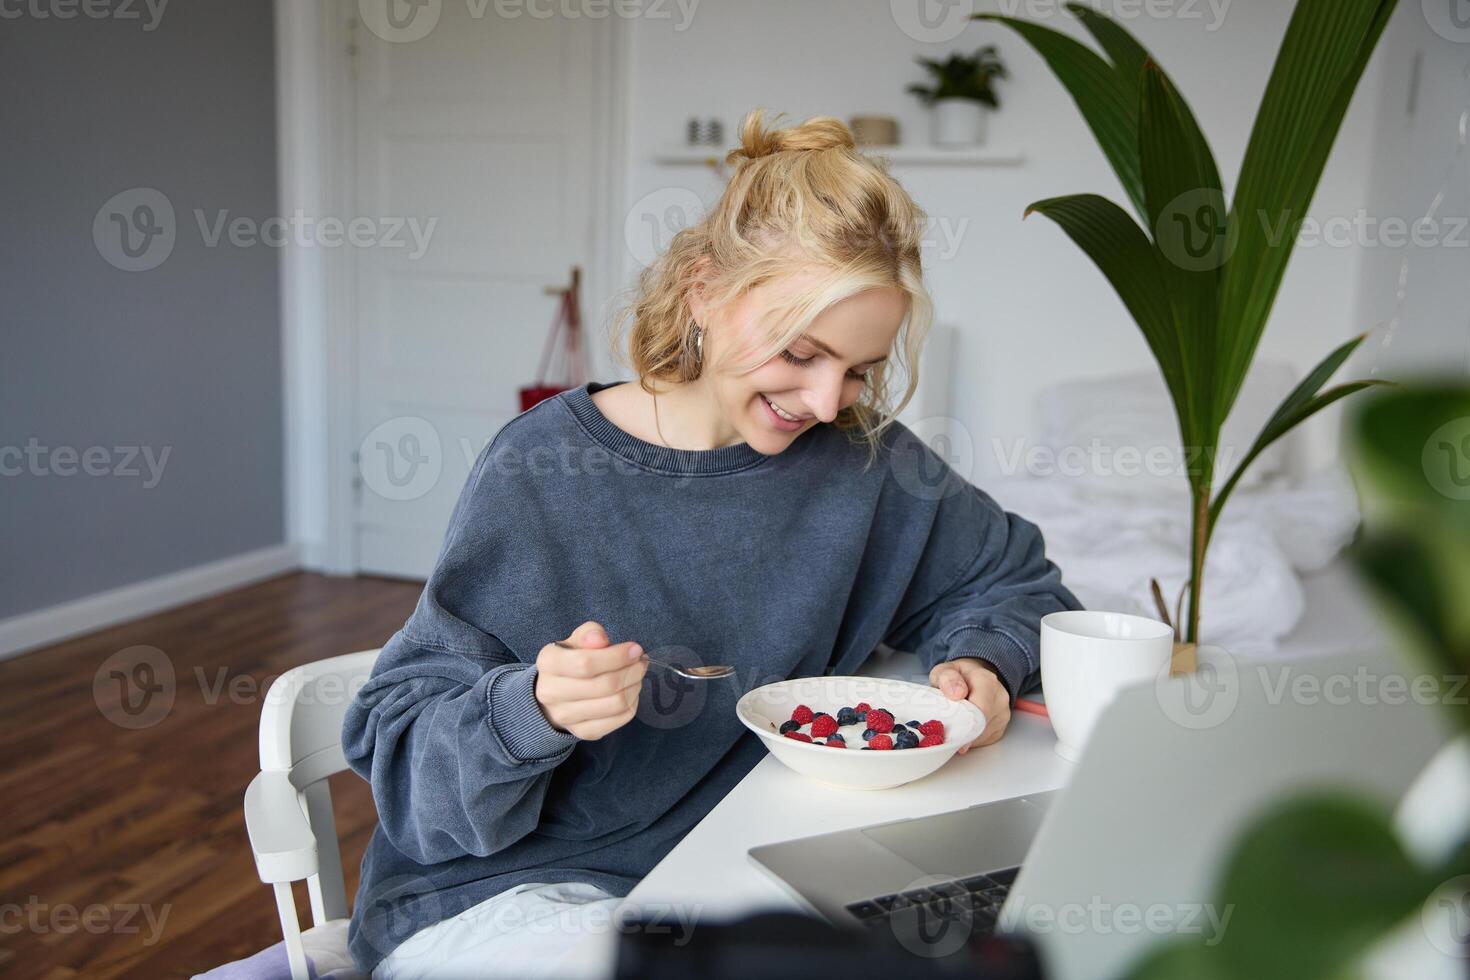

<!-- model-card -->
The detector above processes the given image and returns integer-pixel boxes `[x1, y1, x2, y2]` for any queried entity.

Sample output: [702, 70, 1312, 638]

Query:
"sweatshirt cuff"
[486, 664, 579, 763]
[937, 628, 1030, 707]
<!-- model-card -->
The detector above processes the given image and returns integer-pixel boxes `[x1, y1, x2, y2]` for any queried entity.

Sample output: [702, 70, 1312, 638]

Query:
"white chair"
[243, 649, 380, 980]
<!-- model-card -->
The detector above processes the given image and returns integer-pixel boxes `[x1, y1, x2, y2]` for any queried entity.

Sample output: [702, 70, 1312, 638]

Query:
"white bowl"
[736, 676, 986, 790]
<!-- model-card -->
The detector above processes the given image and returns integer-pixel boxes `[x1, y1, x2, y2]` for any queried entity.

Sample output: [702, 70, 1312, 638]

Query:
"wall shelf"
[652, 145, 1025, 167]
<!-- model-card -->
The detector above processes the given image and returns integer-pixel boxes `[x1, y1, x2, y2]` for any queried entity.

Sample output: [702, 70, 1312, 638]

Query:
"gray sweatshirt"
[341, 380, 1081, 971]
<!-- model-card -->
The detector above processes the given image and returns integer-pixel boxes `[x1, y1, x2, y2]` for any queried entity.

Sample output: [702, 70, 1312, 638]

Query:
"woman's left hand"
[928, 657, 1011, 753]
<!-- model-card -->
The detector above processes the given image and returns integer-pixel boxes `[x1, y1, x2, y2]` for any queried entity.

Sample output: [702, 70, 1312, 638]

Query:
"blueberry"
[779, 720, 800, 734]
[836, 707, 858, 727]
[906, 720, 921, 729]
[861, 746, 872, 750]
[862, 728, 876, 740]
[856, 709, 868, 721]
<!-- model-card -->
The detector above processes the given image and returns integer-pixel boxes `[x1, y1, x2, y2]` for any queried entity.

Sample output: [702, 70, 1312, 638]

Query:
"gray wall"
[1, 0, 284, 619]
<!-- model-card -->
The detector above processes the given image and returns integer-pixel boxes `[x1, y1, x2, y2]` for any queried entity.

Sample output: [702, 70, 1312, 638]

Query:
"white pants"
[373, 881, 622, 980]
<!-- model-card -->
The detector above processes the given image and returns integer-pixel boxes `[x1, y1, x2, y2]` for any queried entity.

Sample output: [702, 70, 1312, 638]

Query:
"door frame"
[273, 0, 632, 574]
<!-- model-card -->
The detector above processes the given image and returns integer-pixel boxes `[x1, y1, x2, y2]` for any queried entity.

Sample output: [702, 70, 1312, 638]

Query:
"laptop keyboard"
[844, 866, 1019, 940]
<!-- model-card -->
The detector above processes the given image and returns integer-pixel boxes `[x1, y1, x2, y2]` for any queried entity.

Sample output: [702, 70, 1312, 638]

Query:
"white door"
[350, 2, 613, 578]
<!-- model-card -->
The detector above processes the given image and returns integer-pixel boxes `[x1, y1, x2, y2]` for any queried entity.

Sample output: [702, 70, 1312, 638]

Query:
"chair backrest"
[258, 649, 380, 926]
[260, 648, 380, 783]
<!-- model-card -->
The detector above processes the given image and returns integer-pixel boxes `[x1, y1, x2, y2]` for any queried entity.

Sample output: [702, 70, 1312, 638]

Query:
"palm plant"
[975, 0, 1398, 647]
[1129, 383, 1470, 979]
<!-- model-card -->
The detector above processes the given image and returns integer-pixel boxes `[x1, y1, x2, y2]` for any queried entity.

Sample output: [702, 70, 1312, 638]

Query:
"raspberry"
[810, 714, 838, 738]
[868, 734, 894, 750]
[824, 737, 846, 748]
[854, 701, 872, 714]
[918, 733, 944, 748]
[919, 720, 945, 738]
[791, 705, 814, 725]
[866, 709, 894, 733]
[784, 730, 813, 742]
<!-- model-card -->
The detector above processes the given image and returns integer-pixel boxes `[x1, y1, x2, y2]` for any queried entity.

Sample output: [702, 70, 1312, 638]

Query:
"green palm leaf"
[973, 14, 1146, 222]
[1023, 194, 1188, 421]
[1138, 62, 1226, 479]
[1216, 0, 1397, 417]
[981, 0, 1399, 644]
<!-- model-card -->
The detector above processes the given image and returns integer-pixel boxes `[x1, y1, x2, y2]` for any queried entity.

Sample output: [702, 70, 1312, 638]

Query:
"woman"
[344, 110, 1080, 979]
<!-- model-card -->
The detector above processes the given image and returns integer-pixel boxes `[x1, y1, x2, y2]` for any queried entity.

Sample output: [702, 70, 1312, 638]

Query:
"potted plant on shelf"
[975, 0, 1397, 658]
[907, 46, 1007, 146]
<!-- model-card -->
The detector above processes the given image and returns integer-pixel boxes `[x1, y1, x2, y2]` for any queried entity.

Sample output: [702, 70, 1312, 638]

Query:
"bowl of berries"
[736, 676, 985, 790]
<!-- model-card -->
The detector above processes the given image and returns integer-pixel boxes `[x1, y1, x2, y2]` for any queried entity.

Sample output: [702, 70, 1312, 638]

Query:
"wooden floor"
[0, 573, 421, 979]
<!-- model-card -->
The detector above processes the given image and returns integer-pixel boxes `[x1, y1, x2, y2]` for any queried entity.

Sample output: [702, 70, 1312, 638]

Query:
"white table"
[620, 668, 1070, 923]
[565, 564, 1373, 973]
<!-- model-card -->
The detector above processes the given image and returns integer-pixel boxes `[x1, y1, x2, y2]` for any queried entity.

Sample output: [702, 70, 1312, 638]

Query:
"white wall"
[603, 0, 1411, 480]
[1354, 2, 1470, 380]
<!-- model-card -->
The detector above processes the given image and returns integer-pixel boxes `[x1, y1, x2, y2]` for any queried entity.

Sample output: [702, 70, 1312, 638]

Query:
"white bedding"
[986, 465, 1362, 653]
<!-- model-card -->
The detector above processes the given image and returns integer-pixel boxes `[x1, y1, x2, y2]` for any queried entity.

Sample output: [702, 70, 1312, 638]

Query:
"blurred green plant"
[906, 46, 1007, 109]
[975, 0, 1396, 645]
[1128, 383, 1470, 979]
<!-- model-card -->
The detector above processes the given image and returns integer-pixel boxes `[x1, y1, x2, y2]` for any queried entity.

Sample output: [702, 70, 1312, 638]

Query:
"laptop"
[749, 647, 1449, 978]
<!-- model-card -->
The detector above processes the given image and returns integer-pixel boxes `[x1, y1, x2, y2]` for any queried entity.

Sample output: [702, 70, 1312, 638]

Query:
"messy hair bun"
[611, 108, 933, 468]
[725, 109, 856, 166]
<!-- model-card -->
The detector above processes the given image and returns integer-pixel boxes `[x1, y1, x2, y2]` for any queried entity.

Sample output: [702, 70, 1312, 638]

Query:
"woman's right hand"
[533, 621, 647, 740]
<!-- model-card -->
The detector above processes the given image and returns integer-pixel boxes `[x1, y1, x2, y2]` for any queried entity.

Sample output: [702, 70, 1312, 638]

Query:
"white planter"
[931, 97, 989, 146]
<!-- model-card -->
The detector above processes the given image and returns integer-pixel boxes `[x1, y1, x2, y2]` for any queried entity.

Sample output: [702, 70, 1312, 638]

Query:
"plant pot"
[931, 97, 988, 146]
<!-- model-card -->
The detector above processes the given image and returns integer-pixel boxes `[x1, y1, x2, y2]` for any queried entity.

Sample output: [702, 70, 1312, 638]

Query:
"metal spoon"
[554, 641, 734, 680]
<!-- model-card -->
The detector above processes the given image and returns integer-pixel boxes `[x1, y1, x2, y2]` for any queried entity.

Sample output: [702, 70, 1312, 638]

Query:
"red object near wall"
[519, 266, 588, 412]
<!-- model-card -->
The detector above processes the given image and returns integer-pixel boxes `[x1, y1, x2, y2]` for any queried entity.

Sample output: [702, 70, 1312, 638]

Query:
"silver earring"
[692, 320, 704, 365]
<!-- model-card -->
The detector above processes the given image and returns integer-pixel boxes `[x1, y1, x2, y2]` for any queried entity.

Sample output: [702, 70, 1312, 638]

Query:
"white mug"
[1040, 610, 1174, 761]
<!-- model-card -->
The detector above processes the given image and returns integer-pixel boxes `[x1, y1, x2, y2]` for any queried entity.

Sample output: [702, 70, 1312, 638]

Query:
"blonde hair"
[609, 108, 934, 468]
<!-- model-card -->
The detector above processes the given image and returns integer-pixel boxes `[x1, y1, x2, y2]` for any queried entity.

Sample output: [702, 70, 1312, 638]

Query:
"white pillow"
[1036, 362, 1297, 496]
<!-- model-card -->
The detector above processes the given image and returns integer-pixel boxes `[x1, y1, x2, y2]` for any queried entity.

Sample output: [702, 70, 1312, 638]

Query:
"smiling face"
[690, 271, 908, 455]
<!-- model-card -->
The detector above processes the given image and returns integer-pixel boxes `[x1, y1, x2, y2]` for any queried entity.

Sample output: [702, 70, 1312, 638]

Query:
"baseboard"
[0, 544, 301, 661]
